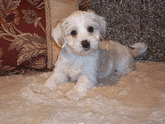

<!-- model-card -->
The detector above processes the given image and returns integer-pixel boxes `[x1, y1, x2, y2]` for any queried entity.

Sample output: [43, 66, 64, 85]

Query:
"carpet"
[0, 62, 165, 124]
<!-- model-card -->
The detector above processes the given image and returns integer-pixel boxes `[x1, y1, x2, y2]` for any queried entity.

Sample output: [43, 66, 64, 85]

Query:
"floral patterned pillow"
[0, 0, 90, 75]
[0, 0, 47, 73]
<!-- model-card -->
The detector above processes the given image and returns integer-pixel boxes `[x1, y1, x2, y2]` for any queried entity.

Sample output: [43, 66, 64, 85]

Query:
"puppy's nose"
[81, 40, 90, 50]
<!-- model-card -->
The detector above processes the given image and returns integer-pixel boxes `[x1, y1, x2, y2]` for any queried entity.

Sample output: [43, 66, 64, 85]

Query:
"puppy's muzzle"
[81, 40, 90, 51]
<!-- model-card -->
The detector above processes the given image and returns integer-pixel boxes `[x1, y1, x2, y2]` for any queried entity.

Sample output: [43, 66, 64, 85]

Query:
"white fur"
[33, 10, 147, 100]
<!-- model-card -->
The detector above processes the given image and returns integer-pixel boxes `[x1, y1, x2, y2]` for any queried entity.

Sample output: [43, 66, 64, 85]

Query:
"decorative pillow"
[46, 0, 80, 68]
[0, 0, 80, 75]
[0, 0, 47, 73]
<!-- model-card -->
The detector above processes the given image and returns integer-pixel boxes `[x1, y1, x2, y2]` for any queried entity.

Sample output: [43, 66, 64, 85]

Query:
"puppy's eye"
[70, 30, 77, 36]
[87, 26, 94, 33]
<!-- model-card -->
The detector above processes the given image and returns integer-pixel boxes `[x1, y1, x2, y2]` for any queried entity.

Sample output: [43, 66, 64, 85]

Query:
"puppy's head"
[52, 10, 106, 56]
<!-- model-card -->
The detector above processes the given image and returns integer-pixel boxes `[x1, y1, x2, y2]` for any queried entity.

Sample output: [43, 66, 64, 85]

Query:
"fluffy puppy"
[33, 10, 147, 100]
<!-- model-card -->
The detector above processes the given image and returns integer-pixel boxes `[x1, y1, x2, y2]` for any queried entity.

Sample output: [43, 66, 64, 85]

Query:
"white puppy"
[33, 10, 147, 100]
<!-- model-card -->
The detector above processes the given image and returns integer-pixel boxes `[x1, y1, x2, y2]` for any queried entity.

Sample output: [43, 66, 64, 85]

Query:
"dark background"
[87, 0, 165, 61]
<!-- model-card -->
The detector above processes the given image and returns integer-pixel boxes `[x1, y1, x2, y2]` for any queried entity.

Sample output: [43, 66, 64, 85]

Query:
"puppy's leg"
[33, 69, 68, 93]
[66, 75, 95, 101]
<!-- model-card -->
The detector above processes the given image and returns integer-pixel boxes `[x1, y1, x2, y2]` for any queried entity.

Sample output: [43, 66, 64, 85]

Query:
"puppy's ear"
[52, 20, 66, 48]
[88, 10, 106, 37]
[98, 15, 106, 38]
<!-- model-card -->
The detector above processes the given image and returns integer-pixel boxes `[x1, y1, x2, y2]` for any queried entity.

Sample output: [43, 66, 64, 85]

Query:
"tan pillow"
[45, 0, 80, 68]
[50, 0, 80, 29]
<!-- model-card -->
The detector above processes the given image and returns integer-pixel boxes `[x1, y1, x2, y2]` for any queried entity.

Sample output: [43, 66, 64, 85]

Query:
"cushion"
[0, 0, 80, 75]
[46, 0, 80, 68]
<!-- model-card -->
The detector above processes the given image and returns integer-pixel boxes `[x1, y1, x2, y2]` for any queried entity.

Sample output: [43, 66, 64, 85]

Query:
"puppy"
[33, 10, 147, 100]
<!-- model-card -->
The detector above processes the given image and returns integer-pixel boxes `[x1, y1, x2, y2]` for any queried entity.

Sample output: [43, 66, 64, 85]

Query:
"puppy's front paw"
[32, 84, 52, 94]
[65, 90, 85, 101]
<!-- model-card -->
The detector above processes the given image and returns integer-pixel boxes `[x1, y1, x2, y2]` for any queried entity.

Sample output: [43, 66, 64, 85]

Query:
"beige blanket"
[0, 62, 165, 124]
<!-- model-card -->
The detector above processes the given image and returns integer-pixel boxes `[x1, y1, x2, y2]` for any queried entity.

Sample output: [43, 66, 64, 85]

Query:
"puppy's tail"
[129, 42, 147, 57]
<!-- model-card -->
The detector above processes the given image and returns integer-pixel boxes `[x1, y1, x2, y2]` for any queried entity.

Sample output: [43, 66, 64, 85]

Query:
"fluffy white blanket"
[0, 62, 165, 124]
